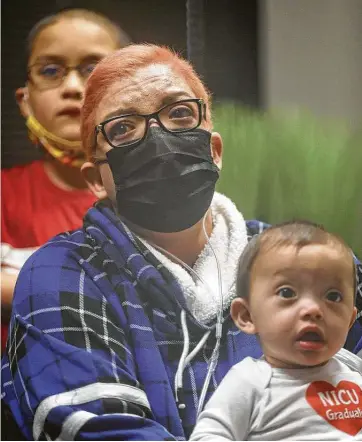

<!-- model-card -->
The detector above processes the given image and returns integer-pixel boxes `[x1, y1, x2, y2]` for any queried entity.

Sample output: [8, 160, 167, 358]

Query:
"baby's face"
[247, 243, 356, 368]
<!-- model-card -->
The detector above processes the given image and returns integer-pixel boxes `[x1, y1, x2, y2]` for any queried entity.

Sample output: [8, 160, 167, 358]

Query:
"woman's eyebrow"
[158, 91, 193, 106]
[102, 92, 194, 121]
[103, 106, 138, 120]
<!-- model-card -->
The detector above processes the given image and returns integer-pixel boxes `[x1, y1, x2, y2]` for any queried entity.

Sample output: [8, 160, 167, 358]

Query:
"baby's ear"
[348, 307, 357, 329]
[230, 298, 257, 335]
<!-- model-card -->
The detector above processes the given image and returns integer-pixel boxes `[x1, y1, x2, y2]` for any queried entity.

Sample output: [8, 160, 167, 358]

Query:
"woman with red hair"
[2, 44, 361, 441]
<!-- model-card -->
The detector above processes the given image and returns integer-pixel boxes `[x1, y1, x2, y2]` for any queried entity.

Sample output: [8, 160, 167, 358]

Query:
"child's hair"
[27, 8, 131, 59]
[237, 220, 356, 300]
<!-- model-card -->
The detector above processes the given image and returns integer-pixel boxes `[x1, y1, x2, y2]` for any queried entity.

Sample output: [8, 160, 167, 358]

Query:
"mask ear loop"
[24, 87, 81, 149]
[23, 90, 42, 150]
[23, 89, 84, 167]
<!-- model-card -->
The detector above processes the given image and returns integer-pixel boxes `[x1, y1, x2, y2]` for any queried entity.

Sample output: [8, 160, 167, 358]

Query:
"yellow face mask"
[26, 115, 85, 168]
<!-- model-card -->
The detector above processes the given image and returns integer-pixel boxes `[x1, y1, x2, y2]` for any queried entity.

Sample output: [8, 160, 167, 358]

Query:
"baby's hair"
[237, 220, 356, 300]
[26, 8, 131, 60]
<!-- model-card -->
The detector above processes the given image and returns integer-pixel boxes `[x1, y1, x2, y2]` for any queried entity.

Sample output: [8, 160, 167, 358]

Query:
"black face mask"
[106, 126, 220, 232]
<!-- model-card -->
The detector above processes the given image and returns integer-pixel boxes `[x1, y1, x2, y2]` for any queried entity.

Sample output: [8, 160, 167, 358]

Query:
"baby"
[191, 220, 362, 440]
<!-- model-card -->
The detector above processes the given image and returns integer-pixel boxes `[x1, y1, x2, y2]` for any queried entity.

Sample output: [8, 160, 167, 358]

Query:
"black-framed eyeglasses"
[94, 98, 206, 152]
[27, 62, 97, 90]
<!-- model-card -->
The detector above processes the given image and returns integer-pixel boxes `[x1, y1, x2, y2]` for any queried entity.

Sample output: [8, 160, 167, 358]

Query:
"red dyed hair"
[81, 44, 212, 159]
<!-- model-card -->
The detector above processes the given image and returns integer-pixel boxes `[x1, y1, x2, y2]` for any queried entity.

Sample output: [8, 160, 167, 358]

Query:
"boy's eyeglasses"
[94, 98, 206, 153]
[27, 62, 97, 90]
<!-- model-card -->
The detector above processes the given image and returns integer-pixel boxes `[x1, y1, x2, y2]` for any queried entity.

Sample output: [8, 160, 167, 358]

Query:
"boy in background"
[1, 9, 130, 349]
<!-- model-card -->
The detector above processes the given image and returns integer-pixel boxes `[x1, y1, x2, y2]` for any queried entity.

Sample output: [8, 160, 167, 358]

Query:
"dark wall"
[1, 0, 258, 168]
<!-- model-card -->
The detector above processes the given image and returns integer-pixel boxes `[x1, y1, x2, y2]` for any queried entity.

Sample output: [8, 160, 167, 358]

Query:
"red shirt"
[2, 160, 96, 247]
[1, 160, 97, 349]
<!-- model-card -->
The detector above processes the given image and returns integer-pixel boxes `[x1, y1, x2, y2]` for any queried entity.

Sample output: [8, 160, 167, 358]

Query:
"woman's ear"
[81, 162, 108, 199]
[230, 298, 257, 335]
[210, 132, 223, 169]
[15, 87, 30, 118]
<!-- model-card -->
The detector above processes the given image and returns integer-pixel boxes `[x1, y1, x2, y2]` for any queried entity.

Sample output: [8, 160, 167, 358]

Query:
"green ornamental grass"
[213, 102, 362, 257]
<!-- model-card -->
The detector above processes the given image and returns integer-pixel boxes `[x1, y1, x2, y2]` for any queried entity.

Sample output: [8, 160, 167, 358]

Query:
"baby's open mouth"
[296, 330, 325, 350]
[297, 331, 323, 342]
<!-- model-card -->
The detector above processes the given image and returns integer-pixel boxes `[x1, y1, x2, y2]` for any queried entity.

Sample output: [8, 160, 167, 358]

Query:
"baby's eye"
[326, 291, 343, 303]
[277, 287, 296, 299]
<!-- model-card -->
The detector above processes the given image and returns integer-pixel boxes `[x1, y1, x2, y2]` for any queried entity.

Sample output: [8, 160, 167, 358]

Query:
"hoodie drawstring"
[125, 213, 225, 418]
[175, 310, 190, 406]
[174, 309, 220, 418]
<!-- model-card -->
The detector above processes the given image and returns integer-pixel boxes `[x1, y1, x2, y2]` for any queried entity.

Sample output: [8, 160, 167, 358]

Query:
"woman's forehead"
[95, 63, 195, 122]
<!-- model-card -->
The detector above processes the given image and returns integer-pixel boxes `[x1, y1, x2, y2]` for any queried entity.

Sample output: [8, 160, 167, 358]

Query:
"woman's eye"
[108, 122, 134, 140]
[40, 64, 62, 77]
[277, 287, 296, 299]
[326, 291, 343, 303]
[169, 106, 193, 119]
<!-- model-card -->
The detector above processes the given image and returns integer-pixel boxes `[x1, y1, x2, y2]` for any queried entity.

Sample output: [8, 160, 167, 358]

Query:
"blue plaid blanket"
[2, 202, 362, 440]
